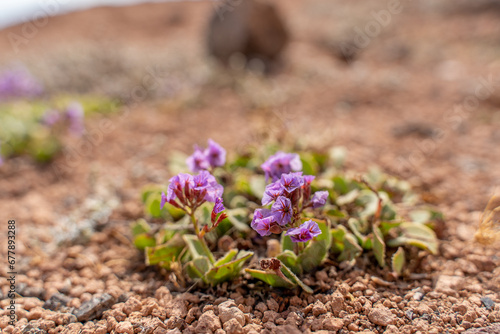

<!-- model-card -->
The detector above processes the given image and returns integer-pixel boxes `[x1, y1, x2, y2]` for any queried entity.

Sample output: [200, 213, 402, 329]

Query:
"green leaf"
[245, 260, 313, 293]
[281, 233, 294, 252]
[183, 234, 214, 259]
[386, 222, 438, 254]
[145, 235, 185, 268]
[348, 218, 371, 249]
[131, 218, 151, 236]
[301, 153, 319, 176]
[331, 225, 347, 253]
[298, 220, 331, 272]
[409, 210, 431, 224]
[380, 221, 402, 236]
[280, 262, 314, 293]
[134, 234, 156, 250]
[245, 268, 296, 289]
[185, 256, 211, 283]
[229, 195, 249, 208]
[338, 232, 363, 262]
[372, 226, 386, 267]
[392, 247, 405, 275]
[277, 250, 301, 275]
[214, 249, 238, 267]
[336, 189, 360, 206]
[226, 208, 251, 232]
[206, 250, 253, 285]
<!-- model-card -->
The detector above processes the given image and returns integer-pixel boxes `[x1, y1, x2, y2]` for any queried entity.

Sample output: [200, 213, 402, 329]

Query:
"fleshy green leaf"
[298, 220, 331, 272]
[206, 250, 253, 285]
[331, 225, 348, 253]
[281, 233, 294, 252]
[245, 261, 313, 293]
[336, 189, 360, 206]
[386, 222, 438, 254]
[245, 268, 296, 289]
[348, 218, 371, 249]
[338, 232, 363, 262]
[145, 234, 185, 268]
[372, 226, 386, 267]
[214, 249, 238, 267]
[226, 208, 251, 232]
[277, 250, 301, 275]
[392, 247, 405, 275]
[185, 256, 211, 283]
[131, 218, 151, 236]
[134, 234, 156, 250]
[183, 234, 213, 259]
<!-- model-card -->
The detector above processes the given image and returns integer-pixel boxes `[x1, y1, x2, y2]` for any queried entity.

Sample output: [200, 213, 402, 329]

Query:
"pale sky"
[0, 0, 185, 29]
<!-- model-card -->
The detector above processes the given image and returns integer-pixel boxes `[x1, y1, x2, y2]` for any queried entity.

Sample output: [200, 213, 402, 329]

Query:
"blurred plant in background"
[0, 66, 43, 100]
[0, 64, 119, 164]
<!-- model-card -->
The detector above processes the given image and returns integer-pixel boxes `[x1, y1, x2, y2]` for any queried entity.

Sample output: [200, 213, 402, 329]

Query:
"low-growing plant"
[0, 96, 118, 164]
[134, 140, 440, 291]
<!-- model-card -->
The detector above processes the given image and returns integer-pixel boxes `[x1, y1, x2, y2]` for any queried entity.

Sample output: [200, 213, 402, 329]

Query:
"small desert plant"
[134, 141, 440, 291]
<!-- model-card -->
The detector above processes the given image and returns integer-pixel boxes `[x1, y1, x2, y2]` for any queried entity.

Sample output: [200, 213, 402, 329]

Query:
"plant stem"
[189, 211, 215, 264]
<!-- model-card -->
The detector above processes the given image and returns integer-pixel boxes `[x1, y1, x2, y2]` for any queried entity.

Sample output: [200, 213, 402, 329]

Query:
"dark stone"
[481, 296, 496, 311]
[207, 0, 289, 72]
[43, 292, 72, 311]
[72, 293, 116, 322]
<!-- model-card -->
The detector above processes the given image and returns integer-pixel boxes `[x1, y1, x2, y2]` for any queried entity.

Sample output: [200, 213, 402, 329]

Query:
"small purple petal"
[251, 215, 276, 237]
[303, 175, 315, 185]
[261, 152, 303, 182]
[271, 196, 293, 226]
[279, 172, 304, 193]
[311, 191, 329, 208]
[204, 139, 226, 167]
[160, 192, 168, 209]
[213, 197, 225, 214]
[186, 147, 210, 173]
[262, 181, 284, 206]
[285, 220, 322, 242]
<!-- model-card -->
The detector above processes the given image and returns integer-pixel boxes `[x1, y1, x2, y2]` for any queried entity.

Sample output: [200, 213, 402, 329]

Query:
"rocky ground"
[0, 0, 499, 333]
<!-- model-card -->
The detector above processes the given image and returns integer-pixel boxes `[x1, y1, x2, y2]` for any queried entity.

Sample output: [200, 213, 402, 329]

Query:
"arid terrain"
[0, 0, 499, 333]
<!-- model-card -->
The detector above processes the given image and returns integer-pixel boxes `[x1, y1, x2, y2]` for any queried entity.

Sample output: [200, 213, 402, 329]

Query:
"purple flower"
[167, 173, 194, 205]
[303, 175, 315, 185]
[285, 220, 322, 242]
[186, 146, 209, 173]
[213, 197, 225, 215]
[261, 152, 302, 182]
[251, 209, 276, 237]
[271, 196, 293, 226]
[0, 67, 43, 100]
[65, 102, 85, 136]
[204, 139, 226, 167]
[279, 172, 304, 193]
[262, 181, 284, 206]
[311, 191, 329, 208]
[193, 171, 223, 202]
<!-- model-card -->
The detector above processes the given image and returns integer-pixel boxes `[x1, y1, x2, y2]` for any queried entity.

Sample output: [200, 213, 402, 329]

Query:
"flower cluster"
[251, 171, 328, 242]
[261, 151, 303, 182]
[42, 102, 85, 136]
[0, 67, 43, 100]
[186, 139, 226, 172]
[160, 171, 224, 212]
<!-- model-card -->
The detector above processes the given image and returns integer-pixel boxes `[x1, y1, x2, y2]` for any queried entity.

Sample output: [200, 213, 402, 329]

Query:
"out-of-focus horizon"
[0, 0, 186, 29]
